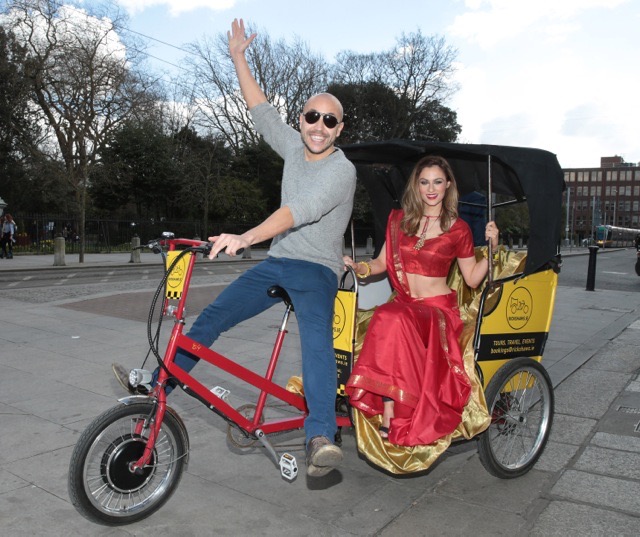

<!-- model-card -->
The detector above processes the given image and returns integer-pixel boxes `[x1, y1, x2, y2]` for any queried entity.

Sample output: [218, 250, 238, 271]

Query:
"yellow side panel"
[477, 269, 557, 383]
[334, 289, 357, 395]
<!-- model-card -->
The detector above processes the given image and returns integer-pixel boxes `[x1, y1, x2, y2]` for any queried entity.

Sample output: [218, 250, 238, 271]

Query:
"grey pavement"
[1, 248, 639, 536]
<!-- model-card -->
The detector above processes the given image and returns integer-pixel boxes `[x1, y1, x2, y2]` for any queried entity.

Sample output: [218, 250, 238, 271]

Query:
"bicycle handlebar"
[133, 237, 243, 257]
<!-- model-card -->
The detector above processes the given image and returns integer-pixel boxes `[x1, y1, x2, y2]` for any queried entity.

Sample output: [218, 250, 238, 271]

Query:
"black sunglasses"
[303, 111, 341, 129]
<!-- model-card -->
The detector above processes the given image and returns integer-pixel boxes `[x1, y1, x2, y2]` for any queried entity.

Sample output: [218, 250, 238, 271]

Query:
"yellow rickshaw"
[68, 140, 564, 526]
[340, 140, 564, 477]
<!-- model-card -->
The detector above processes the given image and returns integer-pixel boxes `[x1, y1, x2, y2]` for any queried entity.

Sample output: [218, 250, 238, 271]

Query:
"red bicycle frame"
[131, 238, 352, 473]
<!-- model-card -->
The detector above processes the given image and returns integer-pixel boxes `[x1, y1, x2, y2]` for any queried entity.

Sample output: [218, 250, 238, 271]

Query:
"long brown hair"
[400, 155, 459, 235]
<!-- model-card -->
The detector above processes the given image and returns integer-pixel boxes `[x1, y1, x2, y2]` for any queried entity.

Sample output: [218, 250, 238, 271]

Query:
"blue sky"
[115, 0, 640, 169]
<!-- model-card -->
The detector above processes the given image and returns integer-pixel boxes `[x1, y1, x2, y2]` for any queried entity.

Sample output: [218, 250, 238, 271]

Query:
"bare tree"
[332, 30, 458, 139]
[4, 0, 156, 261]
[186, 24, 330, 153]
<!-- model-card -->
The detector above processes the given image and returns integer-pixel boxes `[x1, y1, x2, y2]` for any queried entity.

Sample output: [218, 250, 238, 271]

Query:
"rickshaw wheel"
[227, 404, 263, 448]
[477, 357, 553, 479]
[68, 402, 188, 525]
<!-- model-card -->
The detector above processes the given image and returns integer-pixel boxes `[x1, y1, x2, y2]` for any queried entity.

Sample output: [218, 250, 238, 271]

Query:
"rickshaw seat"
[339, 246, 529, 475]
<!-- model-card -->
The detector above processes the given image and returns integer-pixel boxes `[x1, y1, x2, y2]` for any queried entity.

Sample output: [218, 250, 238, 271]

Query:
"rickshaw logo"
[165, 251, 189, 299]
[333, 295, 346, 340]
[167, 262, 185, 288]
[506, 287, 533, 330]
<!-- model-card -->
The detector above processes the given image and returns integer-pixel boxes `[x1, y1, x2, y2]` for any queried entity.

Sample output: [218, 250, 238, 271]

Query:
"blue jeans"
[165, 257, 339, 443]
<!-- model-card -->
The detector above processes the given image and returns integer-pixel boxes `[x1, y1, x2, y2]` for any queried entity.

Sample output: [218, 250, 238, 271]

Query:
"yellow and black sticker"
[334, 289, 357, 394]
[165, 251, 190, 300]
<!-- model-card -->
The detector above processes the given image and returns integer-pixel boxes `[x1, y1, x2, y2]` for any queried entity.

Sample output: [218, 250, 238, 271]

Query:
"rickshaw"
[67, 140, 565, 525]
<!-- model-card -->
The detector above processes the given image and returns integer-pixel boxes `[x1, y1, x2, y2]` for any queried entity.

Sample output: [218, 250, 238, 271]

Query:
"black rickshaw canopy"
[340, 140, 565, 276]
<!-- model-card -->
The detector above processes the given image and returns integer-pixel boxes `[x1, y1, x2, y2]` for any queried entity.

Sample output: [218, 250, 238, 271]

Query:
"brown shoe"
[306, 435, 343, 477]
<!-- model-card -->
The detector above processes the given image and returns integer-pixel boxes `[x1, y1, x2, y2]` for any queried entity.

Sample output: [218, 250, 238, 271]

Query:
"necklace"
[414, 214, 440, 250]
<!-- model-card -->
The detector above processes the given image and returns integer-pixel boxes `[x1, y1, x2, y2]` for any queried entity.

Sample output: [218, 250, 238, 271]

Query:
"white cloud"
[448, 0, 629, 48]
[5, 4, 127, 61]
[448, 0, 639, 167]
[116, 0, 235, 16]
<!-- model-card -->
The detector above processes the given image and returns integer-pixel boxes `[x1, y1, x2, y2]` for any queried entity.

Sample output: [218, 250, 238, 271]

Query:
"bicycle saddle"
[268, 286, 294, 311]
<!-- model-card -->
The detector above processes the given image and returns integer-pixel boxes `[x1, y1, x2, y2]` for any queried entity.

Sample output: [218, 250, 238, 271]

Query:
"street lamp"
[612, 188, 617, 227]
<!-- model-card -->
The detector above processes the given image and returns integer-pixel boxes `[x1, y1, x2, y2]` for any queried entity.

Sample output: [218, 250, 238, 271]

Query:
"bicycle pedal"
[279, 453, 298, 481]
[210, 386, 230, 401]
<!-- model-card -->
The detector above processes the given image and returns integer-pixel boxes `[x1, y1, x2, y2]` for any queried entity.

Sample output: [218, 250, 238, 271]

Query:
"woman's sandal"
[379, 425, 390, 439]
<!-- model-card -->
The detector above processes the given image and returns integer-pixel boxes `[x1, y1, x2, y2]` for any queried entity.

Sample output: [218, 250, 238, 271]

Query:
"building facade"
[563, 156, 640, 243]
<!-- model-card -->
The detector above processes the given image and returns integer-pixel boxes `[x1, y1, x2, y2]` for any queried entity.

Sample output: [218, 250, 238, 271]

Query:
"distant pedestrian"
[0, 213, 16, 259]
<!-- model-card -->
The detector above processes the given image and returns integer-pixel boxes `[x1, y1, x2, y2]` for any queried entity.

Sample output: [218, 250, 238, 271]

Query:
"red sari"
[346, 210, 475, 446]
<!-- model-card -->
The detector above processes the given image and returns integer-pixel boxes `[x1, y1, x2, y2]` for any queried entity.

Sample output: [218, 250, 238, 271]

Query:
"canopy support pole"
[487, 155, 494, 286]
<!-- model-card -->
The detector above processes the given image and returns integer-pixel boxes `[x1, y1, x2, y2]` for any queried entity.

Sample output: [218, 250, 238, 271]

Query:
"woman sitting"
[344, 155, 498, 452]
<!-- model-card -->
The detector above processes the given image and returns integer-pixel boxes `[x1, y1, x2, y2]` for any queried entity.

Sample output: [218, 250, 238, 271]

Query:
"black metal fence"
[10, 214, 377, 255]
[11, 214, 238, 254]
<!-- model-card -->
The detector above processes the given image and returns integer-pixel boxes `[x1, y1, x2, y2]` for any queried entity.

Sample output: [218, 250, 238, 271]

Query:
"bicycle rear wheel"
[68, 401, 188, 525]
[477, 357, 553, 478]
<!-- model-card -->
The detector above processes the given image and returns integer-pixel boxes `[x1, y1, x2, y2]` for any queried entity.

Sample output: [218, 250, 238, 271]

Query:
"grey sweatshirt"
[250, 102, 356, 277]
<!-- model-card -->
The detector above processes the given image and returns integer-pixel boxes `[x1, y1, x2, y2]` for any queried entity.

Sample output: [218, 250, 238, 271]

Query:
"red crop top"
[399, 217, 475, 277]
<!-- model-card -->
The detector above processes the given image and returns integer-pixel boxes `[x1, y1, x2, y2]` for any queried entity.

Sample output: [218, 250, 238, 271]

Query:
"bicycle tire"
[477, 357, 553, 478]
[68, 401, 188, 525]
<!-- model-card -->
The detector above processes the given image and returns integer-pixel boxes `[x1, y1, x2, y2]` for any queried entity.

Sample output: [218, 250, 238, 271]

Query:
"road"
[0, 258, 260, 304]
[1, 249, 638, 304]
[559, 248, 640, 292]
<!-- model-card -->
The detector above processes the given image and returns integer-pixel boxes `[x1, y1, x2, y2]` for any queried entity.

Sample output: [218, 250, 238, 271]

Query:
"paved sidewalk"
[0, 249, 639, 535]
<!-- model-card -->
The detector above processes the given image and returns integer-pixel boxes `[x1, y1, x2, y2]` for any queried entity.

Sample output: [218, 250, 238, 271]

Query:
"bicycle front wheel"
[68, 401, 188, 525]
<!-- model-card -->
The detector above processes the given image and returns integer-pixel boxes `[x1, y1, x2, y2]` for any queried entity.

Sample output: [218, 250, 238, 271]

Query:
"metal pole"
[565, 187, 571, 246]
[486, 155, 493, 286]
[350, 219, 356, 260]
[586, 245, 598, 291]
[591, 195, 596, 242]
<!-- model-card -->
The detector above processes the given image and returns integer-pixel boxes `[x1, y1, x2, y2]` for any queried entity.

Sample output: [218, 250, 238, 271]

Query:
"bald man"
[114, 18, 356, 478]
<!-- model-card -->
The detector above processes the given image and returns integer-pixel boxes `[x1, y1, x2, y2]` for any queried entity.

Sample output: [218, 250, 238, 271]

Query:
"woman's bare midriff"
[406, 273, 452, 299]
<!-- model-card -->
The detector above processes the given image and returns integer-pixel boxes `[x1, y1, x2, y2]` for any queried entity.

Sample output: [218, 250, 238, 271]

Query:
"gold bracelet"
[356, 261, 371, 279]
[482, 248, 499, 261]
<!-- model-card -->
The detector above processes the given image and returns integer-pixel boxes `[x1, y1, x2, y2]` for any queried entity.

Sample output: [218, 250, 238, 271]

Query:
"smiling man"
[114, 18, 356, 478]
